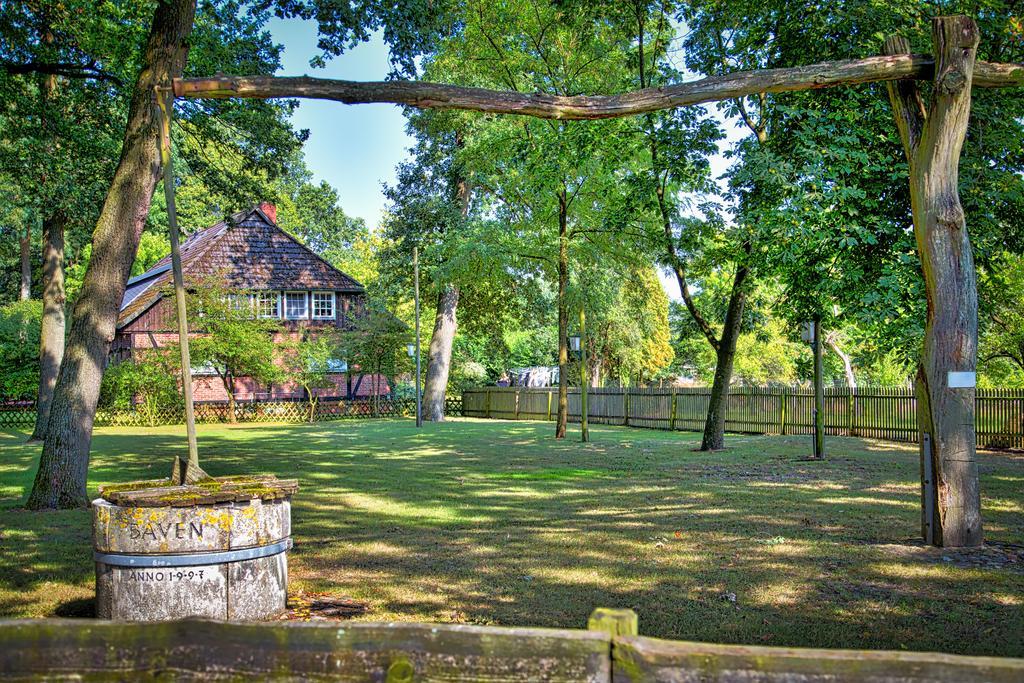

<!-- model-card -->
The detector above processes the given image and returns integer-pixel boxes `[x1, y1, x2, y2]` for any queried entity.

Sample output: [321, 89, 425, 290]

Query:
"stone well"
[92, 475, 297, 621]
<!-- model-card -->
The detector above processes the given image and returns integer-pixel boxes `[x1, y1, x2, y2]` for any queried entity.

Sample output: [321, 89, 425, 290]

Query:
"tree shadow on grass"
[1, 420, 1021, 656]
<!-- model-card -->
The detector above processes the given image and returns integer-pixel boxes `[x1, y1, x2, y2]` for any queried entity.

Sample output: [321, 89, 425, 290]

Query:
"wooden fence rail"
[1, 611, 1021, 681]
[0, 396, 464, 431]
[463, 386, 1024, 449]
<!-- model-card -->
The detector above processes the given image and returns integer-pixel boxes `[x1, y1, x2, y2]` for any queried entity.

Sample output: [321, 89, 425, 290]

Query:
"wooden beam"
[173, 55, 1023, 119]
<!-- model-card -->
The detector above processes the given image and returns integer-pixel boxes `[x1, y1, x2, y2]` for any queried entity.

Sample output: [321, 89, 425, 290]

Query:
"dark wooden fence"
[2, 609, 1021, 681]
[463, 386, 1024, 449]
[0, 396, 464, 430]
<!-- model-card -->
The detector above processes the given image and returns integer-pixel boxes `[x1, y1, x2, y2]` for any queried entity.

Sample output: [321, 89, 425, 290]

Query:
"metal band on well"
[94, 538, 292, 568]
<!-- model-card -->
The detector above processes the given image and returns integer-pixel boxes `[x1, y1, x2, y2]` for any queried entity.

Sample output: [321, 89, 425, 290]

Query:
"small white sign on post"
[800, 322, 814, 343]
[947, 371, 976, 388]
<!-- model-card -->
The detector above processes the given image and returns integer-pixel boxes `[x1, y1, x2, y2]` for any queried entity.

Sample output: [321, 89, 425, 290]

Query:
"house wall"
[119, 328, 391, 400]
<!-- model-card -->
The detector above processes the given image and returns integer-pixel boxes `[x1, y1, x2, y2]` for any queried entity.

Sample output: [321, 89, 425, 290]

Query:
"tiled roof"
[117, 205, 364, 329]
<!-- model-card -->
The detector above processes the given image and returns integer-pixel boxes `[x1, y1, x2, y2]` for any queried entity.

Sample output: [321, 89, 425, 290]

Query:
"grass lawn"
[1, 418, 1022, 657]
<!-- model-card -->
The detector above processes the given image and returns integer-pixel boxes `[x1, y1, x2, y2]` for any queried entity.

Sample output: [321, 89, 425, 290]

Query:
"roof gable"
[118, 206, 364, 329]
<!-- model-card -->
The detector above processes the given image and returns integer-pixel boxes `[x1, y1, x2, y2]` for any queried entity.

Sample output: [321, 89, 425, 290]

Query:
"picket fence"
[462, 386, 1024, 449]
[0, 396, 464, 430]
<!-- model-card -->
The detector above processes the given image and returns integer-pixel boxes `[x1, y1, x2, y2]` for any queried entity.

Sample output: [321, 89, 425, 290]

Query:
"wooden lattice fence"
[463, 386, 1024, 450]
[0, 396, 464, 431]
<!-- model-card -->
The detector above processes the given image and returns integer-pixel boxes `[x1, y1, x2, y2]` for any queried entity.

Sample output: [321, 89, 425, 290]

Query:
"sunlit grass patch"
[1, 419, 1021, 656]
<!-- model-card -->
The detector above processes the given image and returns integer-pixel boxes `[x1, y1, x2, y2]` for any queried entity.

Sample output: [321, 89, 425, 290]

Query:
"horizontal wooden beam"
[173, 54, 1023, 120]
[3, 619, 1023, 681]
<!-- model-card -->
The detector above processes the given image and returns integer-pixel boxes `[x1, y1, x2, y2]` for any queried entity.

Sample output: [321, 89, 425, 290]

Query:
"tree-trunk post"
[623, 388, 630, 427]
[546, 389, 552, 421]
[884, 16, 983, 547]
[670, 391, 678, 431]
[813, 316, 825, 459]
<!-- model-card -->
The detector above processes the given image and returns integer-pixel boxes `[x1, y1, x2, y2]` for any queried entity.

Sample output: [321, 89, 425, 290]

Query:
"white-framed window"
[227, 293, 254, 317]
[312, 291, 336, 320]
[284, 291, 308, 320]
[256, 291, 280, 319]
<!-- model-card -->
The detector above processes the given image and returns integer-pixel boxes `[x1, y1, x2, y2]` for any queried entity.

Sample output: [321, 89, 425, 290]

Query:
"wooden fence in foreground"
[463, 386, 1024, 449]
[0, 396, 464, 431]
[1, 609, 1021, 681]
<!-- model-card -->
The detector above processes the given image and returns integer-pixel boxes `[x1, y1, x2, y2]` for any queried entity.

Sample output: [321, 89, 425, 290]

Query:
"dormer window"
[312, 291, 335, 320]
[284, 291, 308, 320]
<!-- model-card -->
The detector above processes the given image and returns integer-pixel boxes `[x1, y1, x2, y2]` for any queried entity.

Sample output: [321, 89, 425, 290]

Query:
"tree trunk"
[226, 375, 237, 423]
[19, 222, 31, 301]
[422, 152, 470, 422]
[700, 264, 749, 450]
[555, 190, 569, 439]
[825, 331, 857, 389]
[30, 211, 66, 442]
[26, 0, 197, 510]
[884, 17, 982, 547]
[422, 285, 459, 421]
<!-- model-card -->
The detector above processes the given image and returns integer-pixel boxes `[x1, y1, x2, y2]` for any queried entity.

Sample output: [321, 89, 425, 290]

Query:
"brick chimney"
[258, 201, 277, 224]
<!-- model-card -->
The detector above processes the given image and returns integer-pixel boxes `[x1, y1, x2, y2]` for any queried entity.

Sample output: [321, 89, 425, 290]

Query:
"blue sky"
[268, 19, 746, 300]
[268, 20, 413, 230]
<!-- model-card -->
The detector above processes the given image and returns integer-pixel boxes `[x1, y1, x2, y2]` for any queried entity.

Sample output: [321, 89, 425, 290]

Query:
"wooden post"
[813, 317, 825, 459]
[514, 389, 520, 420]
[580, 309, 589, 442]
[780, 387, 788, 436]
[884, 16, 982, 547]
[623, 388, 630, 427]
[546, 389, 553, 421]
[587, 607, 638, 638]
[669, 392, 678, 431]
[413, 247, 422, 428]
[156, 88, 204, 485]
[485, 389, 492, 419]
[847, 389, 856, 436]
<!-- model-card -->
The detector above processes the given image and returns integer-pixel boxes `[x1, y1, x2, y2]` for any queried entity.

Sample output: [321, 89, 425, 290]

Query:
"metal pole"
[812, 316, 825, 459]
[156, 87, 199, 482]
[580, 309, 588, 442]
[413, 246, 422, 427]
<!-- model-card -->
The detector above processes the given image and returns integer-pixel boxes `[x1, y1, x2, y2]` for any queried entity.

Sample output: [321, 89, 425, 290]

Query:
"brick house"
[114, 202, 389, 401]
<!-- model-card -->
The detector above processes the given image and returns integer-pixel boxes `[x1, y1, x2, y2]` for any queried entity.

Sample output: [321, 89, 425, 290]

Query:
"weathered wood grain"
[172, 55, 1022, 120]
[612, 636, 1024, 682]
[0, 619, 612, 682]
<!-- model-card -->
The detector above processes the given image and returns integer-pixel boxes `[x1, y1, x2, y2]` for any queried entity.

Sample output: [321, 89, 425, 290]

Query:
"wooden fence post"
[780, 387, 788, 435]
[514, 389, 521, 420]
[485, 389, 492, 419]
[623, 389, 630, 427]
[587, 607, 638, 638]
[670, 392, 678, 431]
[546, 390, 553, 421]
[848, 390, 856, 436]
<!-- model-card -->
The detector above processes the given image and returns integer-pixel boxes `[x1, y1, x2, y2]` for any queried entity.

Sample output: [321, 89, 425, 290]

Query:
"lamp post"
[568, 323, 588, 443]
[579, 310, 588, 443]
[412, 247, 422, 427]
